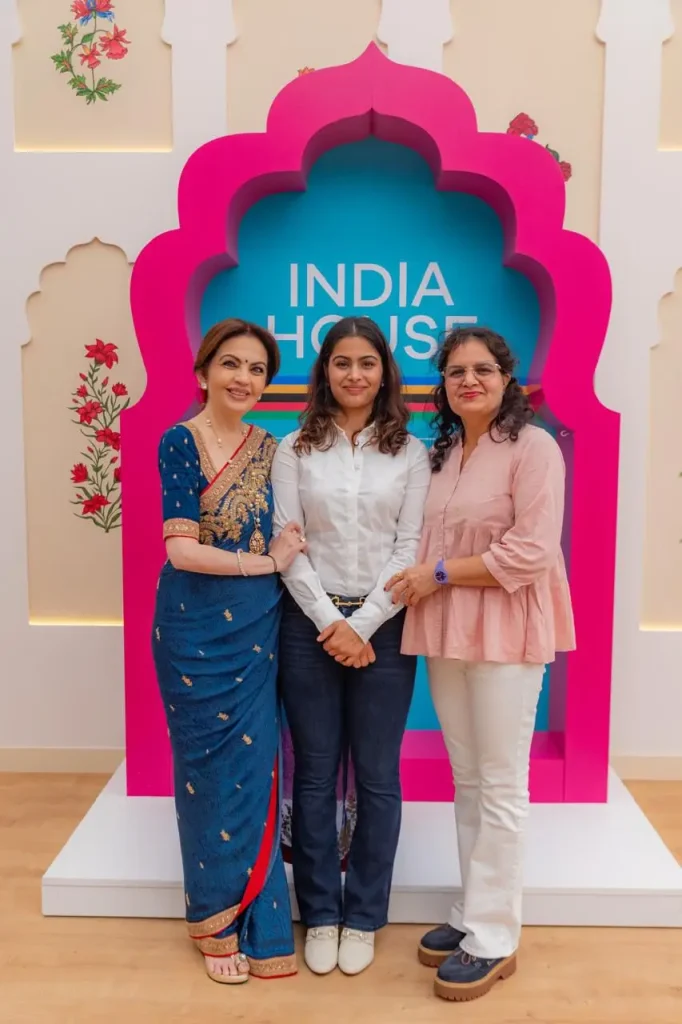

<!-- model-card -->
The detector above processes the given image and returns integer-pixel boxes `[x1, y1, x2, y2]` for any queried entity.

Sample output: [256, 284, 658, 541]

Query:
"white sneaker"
[304, 926, 339, 975]
[338, 927, 375, 975]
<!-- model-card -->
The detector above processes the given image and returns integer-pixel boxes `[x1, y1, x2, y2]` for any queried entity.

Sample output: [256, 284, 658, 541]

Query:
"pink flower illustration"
[100, 25, 130, 60]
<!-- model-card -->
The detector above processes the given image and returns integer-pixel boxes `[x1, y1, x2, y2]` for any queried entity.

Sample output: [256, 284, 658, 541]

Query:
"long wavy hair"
[294, 317, 409, 456]
[431, 326, 533, 472]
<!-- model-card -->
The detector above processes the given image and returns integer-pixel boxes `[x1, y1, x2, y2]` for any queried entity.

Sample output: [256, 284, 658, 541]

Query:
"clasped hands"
[317, 620, 376, 669]
[315, 561, 439, 667]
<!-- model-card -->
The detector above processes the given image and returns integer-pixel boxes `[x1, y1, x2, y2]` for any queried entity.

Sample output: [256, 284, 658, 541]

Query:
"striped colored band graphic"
[261, 379, 543, 411]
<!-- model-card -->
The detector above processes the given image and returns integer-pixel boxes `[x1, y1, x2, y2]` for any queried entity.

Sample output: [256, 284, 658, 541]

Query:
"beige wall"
[13, 0, 171, 151]
[646, 0, 682, 626]
[445, 0, 604, 242]
[642, 276, 682, 628]
[661, 0, 682, 148]
[227, 0, 382, 134]
[13, 1, 682, 630]
[23, 240, 146, 623]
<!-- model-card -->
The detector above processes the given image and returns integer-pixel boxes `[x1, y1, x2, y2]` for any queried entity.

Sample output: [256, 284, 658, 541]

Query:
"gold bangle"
[236, 549, 249, 577]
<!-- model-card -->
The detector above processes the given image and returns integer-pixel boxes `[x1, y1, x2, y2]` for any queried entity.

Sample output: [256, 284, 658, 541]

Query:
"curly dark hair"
[431, 326, 534, 472]
[294, 317, 409, 457]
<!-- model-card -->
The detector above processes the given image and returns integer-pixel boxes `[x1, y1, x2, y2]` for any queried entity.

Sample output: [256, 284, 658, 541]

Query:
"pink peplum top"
[401, 425, 575, 665]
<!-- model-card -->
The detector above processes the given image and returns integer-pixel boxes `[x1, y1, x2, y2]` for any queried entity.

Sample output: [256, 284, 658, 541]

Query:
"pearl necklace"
[204, 416, 248, 456]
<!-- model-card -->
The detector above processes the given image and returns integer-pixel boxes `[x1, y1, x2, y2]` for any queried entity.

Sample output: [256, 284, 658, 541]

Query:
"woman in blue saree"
[152, 318, 305, 984]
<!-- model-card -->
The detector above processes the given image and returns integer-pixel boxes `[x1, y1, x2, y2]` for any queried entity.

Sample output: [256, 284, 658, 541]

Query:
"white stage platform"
[43, 763, 682, 927]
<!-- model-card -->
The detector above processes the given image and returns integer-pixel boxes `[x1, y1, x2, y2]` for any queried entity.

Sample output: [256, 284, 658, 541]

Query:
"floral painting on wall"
[507, 113, 572, 182]
[69, 340, 129, 532]
[51, 1, 131, 105]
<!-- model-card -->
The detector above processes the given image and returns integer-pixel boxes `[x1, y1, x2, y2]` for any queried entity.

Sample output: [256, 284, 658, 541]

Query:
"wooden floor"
[1, 775, 681, 1024]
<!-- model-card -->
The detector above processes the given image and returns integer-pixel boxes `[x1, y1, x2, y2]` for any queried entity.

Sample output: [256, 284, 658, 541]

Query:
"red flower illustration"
[100, 25, 130, 60]
[79, 44, 101, 71]
[297, 67, 316, 76]
[78, 400, 103, 424]
[76, 384, 88, 398]
[82, 494, 110, 516]
[71, 463, 89, 483]
[102, 377, 109, 388]
[71, 1, 114, 20]
[79, 373, 87, 381]
[85, 339, 118, 368]
[110, 456, 119, 464]
[112, 382, 128, 396]
[95, 427, 121, 451]
[507, 113, 538, 137]
[559, 161, 572, 182]
[114, 467, 122, 483]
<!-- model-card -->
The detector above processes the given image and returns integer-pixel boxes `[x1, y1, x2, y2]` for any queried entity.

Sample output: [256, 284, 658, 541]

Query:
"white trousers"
[427, 658, 544, 959]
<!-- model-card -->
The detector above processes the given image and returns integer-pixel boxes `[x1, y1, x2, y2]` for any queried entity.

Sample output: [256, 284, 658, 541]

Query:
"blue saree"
[152, 421, 296, 978]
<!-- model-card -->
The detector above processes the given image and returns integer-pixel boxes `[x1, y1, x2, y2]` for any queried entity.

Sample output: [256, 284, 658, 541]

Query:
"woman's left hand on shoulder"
[385, 563, 439, 606]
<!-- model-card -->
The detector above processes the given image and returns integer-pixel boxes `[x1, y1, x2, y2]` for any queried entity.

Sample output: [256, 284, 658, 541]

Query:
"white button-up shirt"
[271, 425, 431, 642]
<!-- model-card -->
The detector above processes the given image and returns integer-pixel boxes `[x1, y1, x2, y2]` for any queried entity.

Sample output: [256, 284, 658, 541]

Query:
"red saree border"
[240, 754, 279, 912]
[181, 420, 262, 499]
[187, 754, 280, 943]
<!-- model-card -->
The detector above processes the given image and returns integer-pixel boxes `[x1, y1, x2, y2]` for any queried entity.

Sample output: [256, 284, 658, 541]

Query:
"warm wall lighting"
[29, 618, 123, 627]
[14, 147, 173, 154]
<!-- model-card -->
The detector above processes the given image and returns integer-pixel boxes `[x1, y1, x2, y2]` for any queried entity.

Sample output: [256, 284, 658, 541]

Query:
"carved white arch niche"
[0, 0, 234, 755]
[442, 0, 604, 243]
[378, 0, 452, 71]
[13, 0, 172, 152]
[227, 0, 382, 134]
[23, 240, 146, 625]
[642, 275, 682, 629]
[660, 0, 682, 148]
[597, 0, 682, 758]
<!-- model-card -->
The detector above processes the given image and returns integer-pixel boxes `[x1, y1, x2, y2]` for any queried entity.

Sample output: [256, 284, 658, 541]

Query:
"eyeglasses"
[444, 362, 501, 383]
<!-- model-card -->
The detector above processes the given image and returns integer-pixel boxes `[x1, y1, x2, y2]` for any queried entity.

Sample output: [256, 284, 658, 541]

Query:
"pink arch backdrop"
[122, 45, 618, 802]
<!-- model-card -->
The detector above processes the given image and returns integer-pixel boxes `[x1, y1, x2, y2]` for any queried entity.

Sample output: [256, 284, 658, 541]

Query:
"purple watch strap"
[434, 558, 449, 584]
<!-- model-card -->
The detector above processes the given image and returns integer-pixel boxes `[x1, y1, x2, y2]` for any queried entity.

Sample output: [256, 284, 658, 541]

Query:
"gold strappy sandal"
[204, 952, 250, 985]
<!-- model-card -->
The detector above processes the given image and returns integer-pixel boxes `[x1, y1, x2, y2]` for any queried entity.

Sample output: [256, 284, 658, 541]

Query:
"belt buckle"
[330, 594, 365, 609]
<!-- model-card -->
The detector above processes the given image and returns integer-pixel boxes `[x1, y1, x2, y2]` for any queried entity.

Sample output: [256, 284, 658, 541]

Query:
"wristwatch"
[434, 558, 449, 585]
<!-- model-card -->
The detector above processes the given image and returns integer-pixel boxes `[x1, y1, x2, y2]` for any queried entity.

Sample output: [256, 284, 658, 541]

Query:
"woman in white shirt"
[271, 317, 430, 978]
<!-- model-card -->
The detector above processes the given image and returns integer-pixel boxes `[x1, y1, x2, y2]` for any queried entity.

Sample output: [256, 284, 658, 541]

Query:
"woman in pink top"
[386, 327, 574, 1003]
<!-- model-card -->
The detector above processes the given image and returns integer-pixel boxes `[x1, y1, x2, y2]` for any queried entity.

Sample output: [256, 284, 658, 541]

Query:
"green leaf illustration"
[94, 78, 122, 101]
[68, 74, 88, 92]
[81, 32, 95, 45]
[58, 22, 78, 45]
[51, 51, 72, 74]
[545, 144, 560, 162]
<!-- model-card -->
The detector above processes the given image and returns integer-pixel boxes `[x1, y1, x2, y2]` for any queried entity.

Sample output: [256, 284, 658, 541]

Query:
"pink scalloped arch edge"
[123, 45, 618, 802]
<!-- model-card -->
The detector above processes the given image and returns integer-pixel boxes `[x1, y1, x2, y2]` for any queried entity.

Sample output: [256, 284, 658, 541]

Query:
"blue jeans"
[279, 594, 416, 932]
